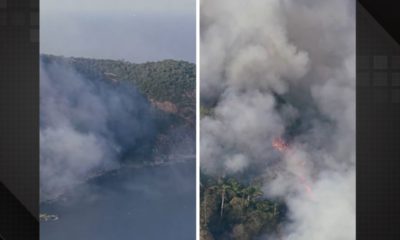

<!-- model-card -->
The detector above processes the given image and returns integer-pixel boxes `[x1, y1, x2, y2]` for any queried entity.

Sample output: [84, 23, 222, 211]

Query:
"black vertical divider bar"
[357, 1, 400, 239]
[0, 0, 39, 239]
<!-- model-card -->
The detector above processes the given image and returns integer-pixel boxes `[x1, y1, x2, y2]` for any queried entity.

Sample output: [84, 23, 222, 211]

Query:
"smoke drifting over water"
[40, 59, 155, 202]
[201, 0, 355, 239]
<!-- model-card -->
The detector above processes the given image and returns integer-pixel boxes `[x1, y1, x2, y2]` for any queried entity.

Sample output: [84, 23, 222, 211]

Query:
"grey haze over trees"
[40, 54, 196, 202]
[40, 58, 156, 201]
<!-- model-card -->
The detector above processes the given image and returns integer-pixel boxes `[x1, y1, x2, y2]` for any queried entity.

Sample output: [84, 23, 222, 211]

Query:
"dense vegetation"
[41, 54, 196, 125]
[201, 175, 285, 240]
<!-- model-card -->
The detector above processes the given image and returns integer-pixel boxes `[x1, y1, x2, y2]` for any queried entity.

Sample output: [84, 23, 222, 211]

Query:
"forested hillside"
[41, 54, 195, 125]
[41, 55, 195, 166]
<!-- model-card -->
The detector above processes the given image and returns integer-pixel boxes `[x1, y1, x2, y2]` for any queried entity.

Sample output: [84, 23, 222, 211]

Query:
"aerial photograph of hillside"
[40, 0, 195, 239]
[200, 0, 355, 239]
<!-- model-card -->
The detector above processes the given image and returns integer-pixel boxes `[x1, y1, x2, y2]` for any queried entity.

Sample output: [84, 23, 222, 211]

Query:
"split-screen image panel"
[40, 0, 356, 239]
[200, 0, 355, 239]
[40, 0, 196, 239]
[0, 0, 399, 239]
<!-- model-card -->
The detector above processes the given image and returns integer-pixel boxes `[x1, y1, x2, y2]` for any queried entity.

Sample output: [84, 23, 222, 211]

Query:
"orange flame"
[272, 137, 315, 200]
[298, 176, 315, 200]
[272, 138, 289, 152]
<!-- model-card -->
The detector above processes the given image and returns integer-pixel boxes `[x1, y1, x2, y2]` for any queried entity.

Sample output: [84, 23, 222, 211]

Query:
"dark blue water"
[40, 161, 195, 240]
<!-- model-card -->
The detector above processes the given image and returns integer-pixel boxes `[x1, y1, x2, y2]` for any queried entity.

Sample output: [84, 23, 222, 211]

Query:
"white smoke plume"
[201, 0, 355, 239]
[40, 59, 155, 202]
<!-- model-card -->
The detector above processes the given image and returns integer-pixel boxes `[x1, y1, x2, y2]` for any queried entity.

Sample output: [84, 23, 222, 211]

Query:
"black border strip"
[0, 0, 39, 239]
[357, 0, 400, 239]
[0, 183, 38, 239]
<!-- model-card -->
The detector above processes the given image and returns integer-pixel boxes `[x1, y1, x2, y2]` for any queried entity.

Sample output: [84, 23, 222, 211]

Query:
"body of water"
[41, 161, 195, 240]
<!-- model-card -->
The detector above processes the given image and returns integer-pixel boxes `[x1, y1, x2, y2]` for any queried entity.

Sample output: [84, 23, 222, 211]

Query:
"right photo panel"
[200, 0, 355, 239]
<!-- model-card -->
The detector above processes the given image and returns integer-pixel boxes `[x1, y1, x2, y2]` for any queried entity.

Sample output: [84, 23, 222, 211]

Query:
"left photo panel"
[40, 0, 196, 239]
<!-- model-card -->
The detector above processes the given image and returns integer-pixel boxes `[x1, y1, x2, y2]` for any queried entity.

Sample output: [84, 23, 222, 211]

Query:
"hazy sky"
[40, 0, 195, 63]
[41, 0, 194, 14]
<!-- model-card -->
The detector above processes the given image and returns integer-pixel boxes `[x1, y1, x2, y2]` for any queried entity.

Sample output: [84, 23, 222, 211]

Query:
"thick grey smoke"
[40, 59, 155, 202]
[201, 0, 355, 239]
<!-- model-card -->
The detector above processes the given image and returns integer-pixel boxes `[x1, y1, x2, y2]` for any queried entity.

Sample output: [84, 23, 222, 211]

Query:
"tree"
[200, 176, 284, 240]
